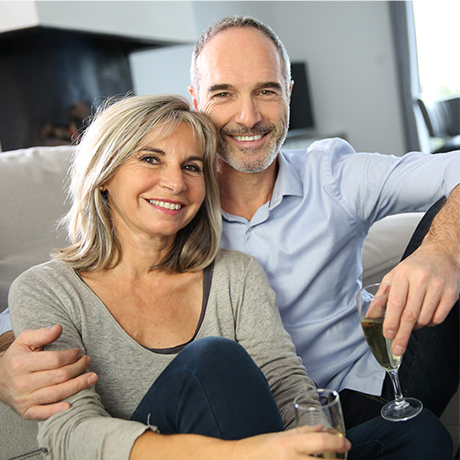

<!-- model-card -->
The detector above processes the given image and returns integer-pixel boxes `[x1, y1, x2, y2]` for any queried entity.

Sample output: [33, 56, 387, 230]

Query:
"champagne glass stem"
[386, 368, 409, 409]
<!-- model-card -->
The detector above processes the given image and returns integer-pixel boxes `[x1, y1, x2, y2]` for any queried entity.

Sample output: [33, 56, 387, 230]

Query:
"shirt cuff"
[0, 309, 13, 335]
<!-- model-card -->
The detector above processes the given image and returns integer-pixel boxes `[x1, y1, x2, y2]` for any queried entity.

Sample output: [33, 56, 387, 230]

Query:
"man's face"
[190, 27, 292, 174]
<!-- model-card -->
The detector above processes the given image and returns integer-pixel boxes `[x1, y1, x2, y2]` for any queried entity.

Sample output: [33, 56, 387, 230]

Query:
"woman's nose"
[159, 167, 187, 193]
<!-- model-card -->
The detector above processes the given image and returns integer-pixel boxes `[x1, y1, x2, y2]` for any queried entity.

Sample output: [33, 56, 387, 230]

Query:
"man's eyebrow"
[208, 83, 233, 93]
[208, 81, 283, 93]
[260, 81, 283, 91]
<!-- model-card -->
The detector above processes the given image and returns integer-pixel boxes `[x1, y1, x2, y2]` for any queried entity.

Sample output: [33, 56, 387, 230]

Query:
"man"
[1, 16, 459, 431]
[187, 16, 460, 427]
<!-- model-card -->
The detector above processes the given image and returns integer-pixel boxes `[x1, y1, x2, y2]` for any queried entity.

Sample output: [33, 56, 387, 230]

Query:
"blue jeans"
[341, 198, 459, 431]
[131, 337, 453, 459]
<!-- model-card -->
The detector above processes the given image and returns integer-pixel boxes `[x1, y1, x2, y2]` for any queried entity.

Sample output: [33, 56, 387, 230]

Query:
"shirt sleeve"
[232, 256, 323, 429]
[322, 138, 460, 224]
[0, 308, 12, 335]
[8, 267, 150, 460]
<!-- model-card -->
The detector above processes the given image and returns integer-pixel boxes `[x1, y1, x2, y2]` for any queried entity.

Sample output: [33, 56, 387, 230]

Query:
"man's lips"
[231, 134, 264, 142]
[224, 132, 271, 146]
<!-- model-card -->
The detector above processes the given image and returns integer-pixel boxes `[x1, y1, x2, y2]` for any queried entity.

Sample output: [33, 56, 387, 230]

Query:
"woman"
[8, 94, 349, 459]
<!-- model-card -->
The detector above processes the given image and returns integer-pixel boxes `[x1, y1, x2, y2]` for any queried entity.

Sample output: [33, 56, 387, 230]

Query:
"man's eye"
[214, 92, 230, 98]
[260, 90, 276, 96]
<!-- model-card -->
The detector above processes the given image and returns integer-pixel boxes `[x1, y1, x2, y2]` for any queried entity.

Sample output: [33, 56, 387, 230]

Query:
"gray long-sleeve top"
[9, 249, 318, 459]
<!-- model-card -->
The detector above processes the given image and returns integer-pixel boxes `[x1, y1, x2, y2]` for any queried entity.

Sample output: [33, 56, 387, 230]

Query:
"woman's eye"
[184, 164, 202, 173]
[140, 156, 159, 165]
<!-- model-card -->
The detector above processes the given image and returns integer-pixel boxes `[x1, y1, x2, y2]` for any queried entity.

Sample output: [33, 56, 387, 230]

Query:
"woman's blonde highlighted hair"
[54, 94, 221, 273]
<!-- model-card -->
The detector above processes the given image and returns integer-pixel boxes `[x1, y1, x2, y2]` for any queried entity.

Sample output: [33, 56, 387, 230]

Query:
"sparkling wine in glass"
[295, 389, 348, 459]
[356, 283, 423, 421]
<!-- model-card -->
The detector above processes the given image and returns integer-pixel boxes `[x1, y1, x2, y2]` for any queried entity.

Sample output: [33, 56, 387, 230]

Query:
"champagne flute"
[294, 389, 348, 459]
[356, 283, 423, 421]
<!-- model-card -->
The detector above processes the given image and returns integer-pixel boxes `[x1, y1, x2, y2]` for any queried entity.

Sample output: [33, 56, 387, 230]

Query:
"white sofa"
[0, 146, 456, 459]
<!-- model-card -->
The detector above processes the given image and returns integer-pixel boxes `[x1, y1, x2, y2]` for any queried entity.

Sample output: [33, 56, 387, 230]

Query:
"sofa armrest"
[362, 213, 424, 287]
[0, 401, 44, 460]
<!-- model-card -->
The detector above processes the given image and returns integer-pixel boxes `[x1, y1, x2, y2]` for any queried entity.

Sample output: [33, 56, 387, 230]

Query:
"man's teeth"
[148, 199, 182, 210]
[233, 134, 263, 142]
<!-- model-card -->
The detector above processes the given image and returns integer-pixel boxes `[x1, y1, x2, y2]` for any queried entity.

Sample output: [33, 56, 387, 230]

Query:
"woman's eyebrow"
[186, 156, 204, 163]
[139, 147, 165, 155]
[137, 148, 204, 163]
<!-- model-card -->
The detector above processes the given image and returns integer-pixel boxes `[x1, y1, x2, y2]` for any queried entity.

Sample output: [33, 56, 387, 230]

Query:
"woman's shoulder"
[11, 259, 78, 293]
[213, 249, 267, 280]
[214, 248, 256, 267]
[17, 258, 72, 278]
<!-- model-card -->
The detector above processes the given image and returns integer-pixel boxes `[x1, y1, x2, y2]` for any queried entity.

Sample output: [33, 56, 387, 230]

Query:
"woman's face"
[102, 123, 206, 246]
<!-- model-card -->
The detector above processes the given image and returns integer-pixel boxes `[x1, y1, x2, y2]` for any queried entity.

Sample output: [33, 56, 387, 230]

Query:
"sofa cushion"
[0, 146, 74, 313]
[362, 212, 424, 287]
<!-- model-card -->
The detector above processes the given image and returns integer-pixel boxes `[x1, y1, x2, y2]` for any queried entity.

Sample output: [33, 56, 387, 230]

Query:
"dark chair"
[417, 96, 460, 153]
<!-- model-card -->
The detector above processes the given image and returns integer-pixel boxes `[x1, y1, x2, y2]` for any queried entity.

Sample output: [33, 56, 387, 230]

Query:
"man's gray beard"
[217, 145, 279, 173]
[217, 129, 287, 173]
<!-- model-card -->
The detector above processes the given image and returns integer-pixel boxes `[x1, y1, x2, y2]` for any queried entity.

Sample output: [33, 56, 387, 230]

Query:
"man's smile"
[231, 134, 264, 142]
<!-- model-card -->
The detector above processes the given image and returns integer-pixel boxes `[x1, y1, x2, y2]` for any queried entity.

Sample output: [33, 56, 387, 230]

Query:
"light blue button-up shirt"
[0, 309, 12, 336]
[220, 137, 460, 395]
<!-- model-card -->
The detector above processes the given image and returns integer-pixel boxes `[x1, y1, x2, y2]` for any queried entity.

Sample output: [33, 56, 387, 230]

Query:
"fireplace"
[0, 26, 158, 151]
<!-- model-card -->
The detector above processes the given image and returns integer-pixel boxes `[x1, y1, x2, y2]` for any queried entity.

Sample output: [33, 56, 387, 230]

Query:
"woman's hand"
[233, 425, 351, 460]
[130, 425, 351, 460]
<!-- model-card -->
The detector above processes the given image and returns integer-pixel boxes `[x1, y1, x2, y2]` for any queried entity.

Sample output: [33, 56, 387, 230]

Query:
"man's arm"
[383, 183, 460, 355]
[0, 325, 98, 420]
[0, 330, 14, 354]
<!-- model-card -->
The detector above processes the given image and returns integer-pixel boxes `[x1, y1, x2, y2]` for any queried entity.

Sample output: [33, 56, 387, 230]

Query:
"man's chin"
[217, 149, 277, 174]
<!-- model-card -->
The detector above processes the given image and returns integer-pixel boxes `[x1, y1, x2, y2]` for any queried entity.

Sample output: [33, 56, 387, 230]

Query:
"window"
[413, 1, 460, 100]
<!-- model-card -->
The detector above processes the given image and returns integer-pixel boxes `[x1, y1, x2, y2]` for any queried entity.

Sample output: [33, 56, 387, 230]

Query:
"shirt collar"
[269, 150, 304, 209]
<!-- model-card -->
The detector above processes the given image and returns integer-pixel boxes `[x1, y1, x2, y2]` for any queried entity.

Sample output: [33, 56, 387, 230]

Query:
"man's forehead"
[200, 27, 279, 61]
[197, 27, 284, 90]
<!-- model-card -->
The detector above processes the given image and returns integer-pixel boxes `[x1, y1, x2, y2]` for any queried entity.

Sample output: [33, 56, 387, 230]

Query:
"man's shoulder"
[280, 137, 354, 160]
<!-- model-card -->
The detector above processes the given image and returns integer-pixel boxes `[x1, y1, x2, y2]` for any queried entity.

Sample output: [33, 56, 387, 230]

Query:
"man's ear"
[288, 79, 294, 103]
[188, 86, 199, 111]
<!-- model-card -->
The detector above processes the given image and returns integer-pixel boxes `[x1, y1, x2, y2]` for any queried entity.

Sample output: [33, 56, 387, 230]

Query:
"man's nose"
[234, 97, 263, 128]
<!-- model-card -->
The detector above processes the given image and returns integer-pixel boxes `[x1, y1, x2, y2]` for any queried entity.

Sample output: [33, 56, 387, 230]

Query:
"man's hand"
[382, 185, 460, 356]
[0, 325, 97, 420]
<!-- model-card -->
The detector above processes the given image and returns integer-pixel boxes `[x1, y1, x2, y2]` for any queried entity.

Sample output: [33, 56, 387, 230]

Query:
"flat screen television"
[288, 61, 315, 136]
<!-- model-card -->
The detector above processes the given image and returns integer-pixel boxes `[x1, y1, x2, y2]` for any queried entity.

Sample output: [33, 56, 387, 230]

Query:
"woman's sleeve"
[233, 257, 321, 429]
[8, 268, 150, 460]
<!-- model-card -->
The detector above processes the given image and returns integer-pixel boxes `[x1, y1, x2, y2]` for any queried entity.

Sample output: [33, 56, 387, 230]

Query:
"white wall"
[0, 1, 39, 33]
[130, 1, 275, 100]
[130, 1, 406, 155]
[271, 1, 405, 155]
[0, 1, 197, 43]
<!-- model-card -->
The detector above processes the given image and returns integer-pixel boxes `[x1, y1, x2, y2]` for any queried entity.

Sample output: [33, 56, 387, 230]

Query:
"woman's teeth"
[148, 199, 182, 210]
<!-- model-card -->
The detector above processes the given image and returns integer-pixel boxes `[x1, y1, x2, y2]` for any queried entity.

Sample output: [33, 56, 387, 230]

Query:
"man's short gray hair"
[190, 16, 291, 96]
